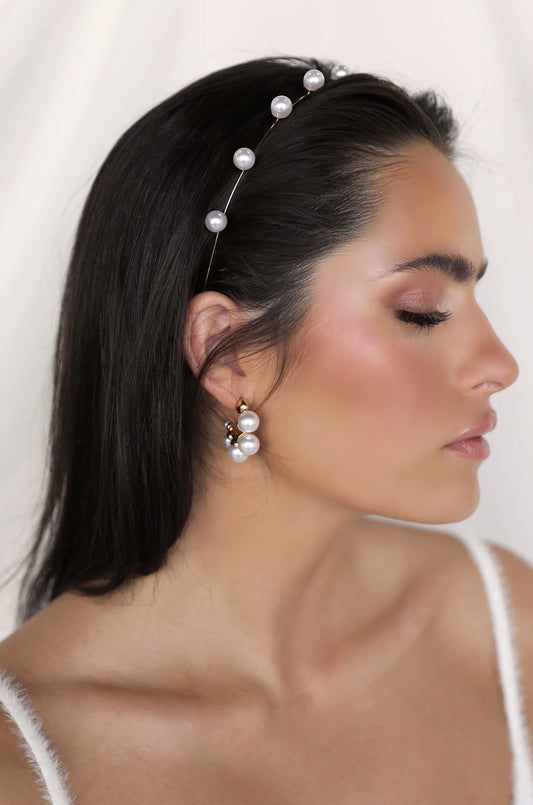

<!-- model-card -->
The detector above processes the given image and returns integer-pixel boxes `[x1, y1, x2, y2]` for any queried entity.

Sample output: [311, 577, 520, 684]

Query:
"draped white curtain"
[1, 0, 532, 636]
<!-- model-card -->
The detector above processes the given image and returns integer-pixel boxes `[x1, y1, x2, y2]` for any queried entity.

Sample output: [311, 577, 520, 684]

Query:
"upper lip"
[445, 410, 498, 445]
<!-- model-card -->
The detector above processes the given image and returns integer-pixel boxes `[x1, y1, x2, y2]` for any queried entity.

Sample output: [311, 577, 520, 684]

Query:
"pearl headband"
[202, 63, 350, 290]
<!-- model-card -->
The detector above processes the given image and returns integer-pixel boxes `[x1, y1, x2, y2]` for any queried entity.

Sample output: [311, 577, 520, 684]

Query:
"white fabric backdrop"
[0, 0, 532, 637]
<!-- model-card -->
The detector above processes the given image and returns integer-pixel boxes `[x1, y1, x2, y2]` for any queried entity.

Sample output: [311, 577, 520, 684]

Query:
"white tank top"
[0, 534, 532, 804]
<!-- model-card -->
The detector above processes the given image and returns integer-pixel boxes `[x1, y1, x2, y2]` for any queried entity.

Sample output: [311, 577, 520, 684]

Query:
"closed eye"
[396, 309, 452, 333]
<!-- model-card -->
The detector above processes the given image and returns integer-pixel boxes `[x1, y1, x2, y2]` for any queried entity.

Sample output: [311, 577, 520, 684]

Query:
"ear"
[183, 291, 253, 410]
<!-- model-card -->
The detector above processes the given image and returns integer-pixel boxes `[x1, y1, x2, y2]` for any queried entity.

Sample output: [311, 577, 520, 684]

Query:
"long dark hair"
[4, 55, 461, 626]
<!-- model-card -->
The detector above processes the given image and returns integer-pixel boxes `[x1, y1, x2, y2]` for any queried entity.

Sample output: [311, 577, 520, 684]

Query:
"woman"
[0, 54, 532, 803]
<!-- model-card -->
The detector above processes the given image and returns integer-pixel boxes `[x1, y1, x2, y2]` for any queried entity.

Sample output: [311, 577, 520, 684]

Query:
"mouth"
[443, 435, 491, 460]
[445, 410, 497, 444]
[443, 410, 497, 460]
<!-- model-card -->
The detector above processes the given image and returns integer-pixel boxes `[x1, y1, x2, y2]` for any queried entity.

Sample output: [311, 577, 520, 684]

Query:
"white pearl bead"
[233, 147, 255, 170]
[205, 210, 227, 232]
[222, 433, 233, 447]
[228, 443, 248, 462]
[237, 410, 259, 433]
[271, 95, 293, 119]
[303, 69, 325, 91]
[330, 64, 349, 80]
[237, 432, 260, 456]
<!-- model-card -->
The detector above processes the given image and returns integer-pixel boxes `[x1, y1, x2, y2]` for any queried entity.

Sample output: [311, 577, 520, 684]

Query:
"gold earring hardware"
[221, 398, 261, 461]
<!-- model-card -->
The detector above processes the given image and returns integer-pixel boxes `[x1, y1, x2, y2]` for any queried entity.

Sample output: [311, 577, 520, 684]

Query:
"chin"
[414, 486, 482, 525]
[369, 480, 481, 525]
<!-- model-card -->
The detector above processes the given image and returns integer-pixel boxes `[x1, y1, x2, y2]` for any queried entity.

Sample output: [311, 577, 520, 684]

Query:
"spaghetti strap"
[451, 532, 533, 805]
[0, 666, 75, 805]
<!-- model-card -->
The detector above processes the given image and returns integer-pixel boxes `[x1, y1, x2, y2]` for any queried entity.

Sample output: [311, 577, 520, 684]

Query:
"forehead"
[316, 140, 486, 289]
[376, 139, 477, 219]
[367, 141, 483, 264]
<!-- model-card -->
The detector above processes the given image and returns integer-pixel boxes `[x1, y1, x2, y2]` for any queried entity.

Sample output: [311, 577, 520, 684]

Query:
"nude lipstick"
[443, 410, 497, 460]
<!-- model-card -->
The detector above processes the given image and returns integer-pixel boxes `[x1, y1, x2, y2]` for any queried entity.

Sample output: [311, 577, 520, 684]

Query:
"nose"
[459, 306, 520, 395]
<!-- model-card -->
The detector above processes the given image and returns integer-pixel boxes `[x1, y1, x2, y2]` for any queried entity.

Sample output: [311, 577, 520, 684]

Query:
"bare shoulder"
[366, 520, 532, 683]
[0, 625, 51, 801]
[0, 690, 50, 803]
[0, 625, 102, 805]
[0, 609, 89, 803]
[483, 541, 533, 718]
[484, 539, 533, 632]
[422, 529, 533, 742]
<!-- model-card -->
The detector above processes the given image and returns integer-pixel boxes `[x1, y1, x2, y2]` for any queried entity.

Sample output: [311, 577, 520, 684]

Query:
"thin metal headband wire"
[202, 63, 350, 290]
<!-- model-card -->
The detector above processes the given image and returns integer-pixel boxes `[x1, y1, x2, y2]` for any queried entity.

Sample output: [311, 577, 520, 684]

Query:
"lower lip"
[443, 436, 491, 460]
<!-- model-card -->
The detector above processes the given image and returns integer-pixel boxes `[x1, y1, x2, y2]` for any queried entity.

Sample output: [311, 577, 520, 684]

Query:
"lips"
[445, 410, 497, 446]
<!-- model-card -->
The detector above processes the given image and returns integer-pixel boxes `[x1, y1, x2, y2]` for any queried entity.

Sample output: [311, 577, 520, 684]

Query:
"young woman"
[0, 54, 532, 804]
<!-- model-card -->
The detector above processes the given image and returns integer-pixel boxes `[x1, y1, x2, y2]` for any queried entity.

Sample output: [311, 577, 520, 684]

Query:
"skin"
[126, 136, 516, 693]
[0, 138, 524, 802]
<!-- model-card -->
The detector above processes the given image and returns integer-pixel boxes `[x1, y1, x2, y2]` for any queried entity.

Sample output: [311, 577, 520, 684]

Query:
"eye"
[396, 309, 452, 333]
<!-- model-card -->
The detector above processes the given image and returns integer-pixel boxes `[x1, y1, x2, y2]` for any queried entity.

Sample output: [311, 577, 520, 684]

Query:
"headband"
[203, 63, 350, 290]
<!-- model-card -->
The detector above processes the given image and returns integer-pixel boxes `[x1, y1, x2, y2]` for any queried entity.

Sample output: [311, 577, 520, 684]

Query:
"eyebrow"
[389, 252, 488, 283]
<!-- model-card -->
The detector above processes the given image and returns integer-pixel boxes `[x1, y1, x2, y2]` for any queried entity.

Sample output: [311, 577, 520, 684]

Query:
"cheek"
[270, 312, 447, 470]
[311, 317, 438, 427]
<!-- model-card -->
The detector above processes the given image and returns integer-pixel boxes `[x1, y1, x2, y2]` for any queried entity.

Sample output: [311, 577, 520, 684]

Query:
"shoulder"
[0, 614, 87, 803]
[437, 535, 533, 745]
[482, 541, 533, 704]
[435, 533, 533, 655]
[484, 539, 533, 617]
[0, 684, 51, 803]
[478, 540, 533, 663]
[374, 522, 533, 688]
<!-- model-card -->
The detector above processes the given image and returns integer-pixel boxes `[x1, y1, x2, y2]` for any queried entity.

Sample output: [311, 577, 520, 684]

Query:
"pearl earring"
[221, 398, 260, 462]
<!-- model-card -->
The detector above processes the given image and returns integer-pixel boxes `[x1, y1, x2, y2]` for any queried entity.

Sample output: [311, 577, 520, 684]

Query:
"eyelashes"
[396, 309, 452, 333]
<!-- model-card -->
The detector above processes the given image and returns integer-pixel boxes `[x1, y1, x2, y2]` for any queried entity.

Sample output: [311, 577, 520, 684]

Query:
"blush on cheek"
[283, 328, 444, 500]
[265, 313, 455, 515]
[303, 314, 437, 430]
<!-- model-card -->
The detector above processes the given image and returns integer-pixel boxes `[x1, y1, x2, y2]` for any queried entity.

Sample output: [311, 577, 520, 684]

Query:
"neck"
[57, 469, 416, 700]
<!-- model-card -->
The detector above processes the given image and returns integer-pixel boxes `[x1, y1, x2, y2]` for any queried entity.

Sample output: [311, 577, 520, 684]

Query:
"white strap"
[452, 533, 533, 804]
[0, 667, 75, 805]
